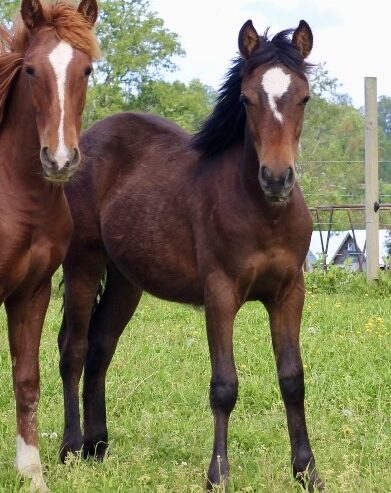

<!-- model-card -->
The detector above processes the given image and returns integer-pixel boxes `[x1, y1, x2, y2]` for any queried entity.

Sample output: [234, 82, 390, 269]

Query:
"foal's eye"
[25, 66, 35, 76]
[84, 66, 93, 77]
[239, 93, 249, 105]
[301, 95, 311, 105]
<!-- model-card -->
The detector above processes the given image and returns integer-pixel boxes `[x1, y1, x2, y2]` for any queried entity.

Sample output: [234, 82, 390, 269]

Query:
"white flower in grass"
[41, 431, 58, 439]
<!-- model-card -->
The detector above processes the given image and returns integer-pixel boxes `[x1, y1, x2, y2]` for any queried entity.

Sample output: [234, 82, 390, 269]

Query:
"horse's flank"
[0, 1, 100, 126]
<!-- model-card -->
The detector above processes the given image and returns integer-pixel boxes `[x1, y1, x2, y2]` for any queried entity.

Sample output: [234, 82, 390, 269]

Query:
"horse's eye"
[301, 95, 310, 105]
[25, 66, 35, 76]
[84, 66, 93, 77]
[239, 93, 249, 105]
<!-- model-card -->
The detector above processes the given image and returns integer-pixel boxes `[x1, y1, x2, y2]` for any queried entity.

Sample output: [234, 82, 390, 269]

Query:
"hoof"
[295, 469, 325, 492]
[59, 439, 83, 464]
[29, 475, 51, 493]
[83, 440, 108, 461]
[206, 456, 229, 491]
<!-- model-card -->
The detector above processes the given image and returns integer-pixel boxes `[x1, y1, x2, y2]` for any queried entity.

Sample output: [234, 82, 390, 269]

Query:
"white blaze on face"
[48, 41, 74, 170]
[261, 67, 291, 123]
[16, 435, 48, 492]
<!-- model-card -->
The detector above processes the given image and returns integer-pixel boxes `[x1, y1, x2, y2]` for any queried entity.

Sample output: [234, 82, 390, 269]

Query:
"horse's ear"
[238, 20, 261, 59]
[20, 0, 45, 30]
[78, 0, 99, 27]
[292, 20, 313, 59]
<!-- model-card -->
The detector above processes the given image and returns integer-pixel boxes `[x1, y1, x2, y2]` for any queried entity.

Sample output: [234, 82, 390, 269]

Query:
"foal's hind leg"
[204, 273, 240, 490]
[265, 272, 324, 492]
[83, 263, 142, 460]
[59, 251, 106, 462]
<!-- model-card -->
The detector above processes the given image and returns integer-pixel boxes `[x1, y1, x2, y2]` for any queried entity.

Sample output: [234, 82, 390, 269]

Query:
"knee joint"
[279, 373, 304, 405]
[210, 377, 238, 414]
[15, 378, 39, 413]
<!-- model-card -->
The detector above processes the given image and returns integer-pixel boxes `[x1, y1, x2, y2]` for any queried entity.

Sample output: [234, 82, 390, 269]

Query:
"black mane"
[191, 28, 312, 159]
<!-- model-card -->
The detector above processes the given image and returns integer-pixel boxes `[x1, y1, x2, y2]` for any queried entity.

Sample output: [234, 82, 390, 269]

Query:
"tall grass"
[0, 272, 390, 492]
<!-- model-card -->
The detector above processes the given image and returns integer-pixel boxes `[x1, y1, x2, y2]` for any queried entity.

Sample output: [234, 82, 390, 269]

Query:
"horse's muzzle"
[40, 146, 81, 183]
[258, 165, 295, 203]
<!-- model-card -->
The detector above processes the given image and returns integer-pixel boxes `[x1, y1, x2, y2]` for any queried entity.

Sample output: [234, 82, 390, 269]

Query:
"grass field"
[0, 276, 390, 492]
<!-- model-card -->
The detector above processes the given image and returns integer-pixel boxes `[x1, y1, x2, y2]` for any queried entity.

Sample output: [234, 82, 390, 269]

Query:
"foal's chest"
[235, 241, 306, 302]
[0, 208, 70, 301]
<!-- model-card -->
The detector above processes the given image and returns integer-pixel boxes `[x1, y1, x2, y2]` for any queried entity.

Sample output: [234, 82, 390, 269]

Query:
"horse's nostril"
[260, 165, 271, 184]
[41, 147, 56, 169]
[70, 147, 81, 167]
[283, 167, 295, 188]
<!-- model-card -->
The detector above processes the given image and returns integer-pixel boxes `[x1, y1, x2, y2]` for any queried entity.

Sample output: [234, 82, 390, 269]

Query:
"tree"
[133, 79, 216, 132]
[83, 0, 185, 126]
[378, 95, 391, 137]
[0, 1, 19, 23]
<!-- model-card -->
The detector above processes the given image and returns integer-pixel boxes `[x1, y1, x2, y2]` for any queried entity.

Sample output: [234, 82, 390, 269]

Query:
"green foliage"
[299, 63, 366, 212]
[94, 0, 183, 91]
[83, 0, 185, 127]
[0, 0, 19, 23]
[132, 79, 216, 132]
[305, 265, 391, 296]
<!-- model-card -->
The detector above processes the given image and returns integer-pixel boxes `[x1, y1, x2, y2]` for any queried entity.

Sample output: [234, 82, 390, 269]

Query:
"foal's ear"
[238, 20, 261, 59]
[20, 0, 45, 30]
[292, 20, 313, 59]
[78, 0, 99, 27]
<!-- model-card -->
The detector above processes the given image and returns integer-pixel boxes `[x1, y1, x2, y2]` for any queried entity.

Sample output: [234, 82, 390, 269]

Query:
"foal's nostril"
[283, 166, 295, 189]
[40, 146, 56, 170]
[259, 165, 272, 185]
[71, 147, 81, 167]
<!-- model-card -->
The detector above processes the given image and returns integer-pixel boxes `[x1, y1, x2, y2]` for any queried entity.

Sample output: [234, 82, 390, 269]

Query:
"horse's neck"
[240, 137, 262, 198]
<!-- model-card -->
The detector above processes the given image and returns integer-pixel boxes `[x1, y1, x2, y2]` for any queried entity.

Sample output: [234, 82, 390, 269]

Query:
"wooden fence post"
[364, 77, 379, 280]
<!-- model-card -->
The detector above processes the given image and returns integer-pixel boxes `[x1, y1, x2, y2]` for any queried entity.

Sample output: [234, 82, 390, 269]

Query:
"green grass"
[0, 281, 390, 492]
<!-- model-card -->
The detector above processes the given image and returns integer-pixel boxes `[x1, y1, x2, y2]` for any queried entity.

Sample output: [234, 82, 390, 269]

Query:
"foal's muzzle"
[40, 146, 81, 183]
[258, 165, 295, 203]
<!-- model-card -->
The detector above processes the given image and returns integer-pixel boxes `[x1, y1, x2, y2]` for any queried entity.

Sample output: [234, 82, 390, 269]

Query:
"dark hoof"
[295, 469, 325, 492]
[59, 439, 83, 464]
[83, 440, 108, 461]
[206, 456, 229, 491]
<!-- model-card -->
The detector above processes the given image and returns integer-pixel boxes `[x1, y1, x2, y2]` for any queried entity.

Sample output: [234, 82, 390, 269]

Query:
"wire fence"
[298, 159, 391, 232]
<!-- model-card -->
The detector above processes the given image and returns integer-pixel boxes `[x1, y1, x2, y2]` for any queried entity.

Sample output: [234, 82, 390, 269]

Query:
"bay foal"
[0, 0, 99, 490]
[59, 19, 324, 491]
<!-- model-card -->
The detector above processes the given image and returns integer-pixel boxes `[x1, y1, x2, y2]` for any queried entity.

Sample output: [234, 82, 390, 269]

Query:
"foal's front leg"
[204, 274, 240, 490]
[265, 273, 324, 492]
[5, 282, 51, 493]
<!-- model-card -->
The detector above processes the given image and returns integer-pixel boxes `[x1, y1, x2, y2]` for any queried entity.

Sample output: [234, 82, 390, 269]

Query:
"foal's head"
[19, 0, 99, 182]
[238, 20, 312, 203]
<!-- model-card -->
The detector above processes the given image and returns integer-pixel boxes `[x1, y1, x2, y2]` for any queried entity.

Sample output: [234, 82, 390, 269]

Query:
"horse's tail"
[58, 269, 107, 316]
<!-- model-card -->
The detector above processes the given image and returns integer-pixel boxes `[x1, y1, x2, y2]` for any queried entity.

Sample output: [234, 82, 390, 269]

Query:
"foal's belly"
[102, 220, 204, 304]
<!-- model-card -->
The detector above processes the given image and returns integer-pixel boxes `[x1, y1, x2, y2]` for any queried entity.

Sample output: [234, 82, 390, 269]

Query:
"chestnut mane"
[0, 1, 100, 124]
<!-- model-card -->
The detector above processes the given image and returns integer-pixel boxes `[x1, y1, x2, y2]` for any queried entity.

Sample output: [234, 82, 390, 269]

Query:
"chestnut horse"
[59, 19, 324, 491]
[0, 0, 99, 491]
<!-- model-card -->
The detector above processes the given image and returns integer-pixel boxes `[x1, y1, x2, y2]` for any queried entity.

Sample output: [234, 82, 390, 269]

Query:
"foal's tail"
[58, 271, 107, 315]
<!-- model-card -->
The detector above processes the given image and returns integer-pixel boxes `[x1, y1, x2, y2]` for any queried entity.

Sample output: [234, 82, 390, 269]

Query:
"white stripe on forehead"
[48, 41, 74, 169]
[261, 67, 291, 123]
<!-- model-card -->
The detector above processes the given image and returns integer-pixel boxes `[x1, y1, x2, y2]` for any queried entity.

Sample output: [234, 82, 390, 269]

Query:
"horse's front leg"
[265, 272, 324, 492]
[5, 282, 51, 493]
[204, 274, 240, 490]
